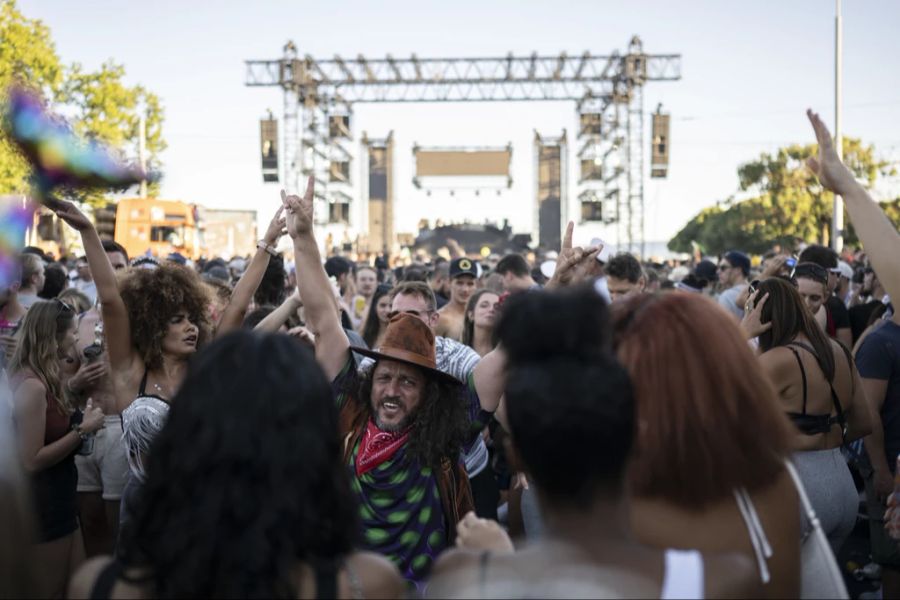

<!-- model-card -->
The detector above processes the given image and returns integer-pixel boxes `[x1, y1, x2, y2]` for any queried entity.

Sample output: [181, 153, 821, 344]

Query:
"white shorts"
[75, 415, 129, 501]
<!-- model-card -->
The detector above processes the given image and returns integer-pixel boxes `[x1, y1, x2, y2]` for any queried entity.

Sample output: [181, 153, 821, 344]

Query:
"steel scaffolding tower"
[245, 38, 680, 253]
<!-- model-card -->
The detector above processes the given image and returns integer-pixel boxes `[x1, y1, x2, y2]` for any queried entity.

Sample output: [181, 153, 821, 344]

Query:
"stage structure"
[245, 37, 681, 254]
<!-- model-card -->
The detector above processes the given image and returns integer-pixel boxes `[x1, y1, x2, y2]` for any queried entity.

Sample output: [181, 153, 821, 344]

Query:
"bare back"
[630, 466, 800, 599]
[759, 337, 870, 451]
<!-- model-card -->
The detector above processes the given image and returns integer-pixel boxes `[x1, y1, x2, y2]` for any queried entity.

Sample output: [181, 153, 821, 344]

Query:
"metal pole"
[832, 0, 844, 252]
[138, 112, 147, 198]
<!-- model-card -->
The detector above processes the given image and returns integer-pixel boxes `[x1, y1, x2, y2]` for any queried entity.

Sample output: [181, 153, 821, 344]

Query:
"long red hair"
[612, 292, 792, 508]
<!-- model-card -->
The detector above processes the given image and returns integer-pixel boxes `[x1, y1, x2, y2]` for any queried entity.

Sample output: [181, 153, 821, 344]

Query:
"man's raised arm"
[282, 177, 350, 380]
[806, 109, 900, 325]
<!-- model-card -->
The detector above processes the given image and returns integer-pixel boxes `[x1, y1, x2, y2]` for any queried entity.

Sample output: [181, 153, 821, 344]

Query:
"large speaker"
[580, 159, 602, 182]
[260, 118, 279, 182]
[580, 200, 603, 222]
[329, 160, 350, 183]
[329, 115, 351, 139]
[651, 111, 670, 178]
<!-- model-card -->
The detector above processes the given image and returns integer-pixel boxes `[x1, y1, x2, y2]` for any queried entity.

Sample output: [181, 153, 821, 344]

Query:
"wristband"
[257, 240, 278, 257]
[71, 423, 89, 441]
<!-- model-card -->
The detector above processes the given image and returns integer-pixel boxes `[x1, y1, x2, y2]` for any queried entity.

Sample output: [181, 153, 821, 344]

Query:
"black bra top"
[137, 370, 170, 404]
[783, 341, 849, 438]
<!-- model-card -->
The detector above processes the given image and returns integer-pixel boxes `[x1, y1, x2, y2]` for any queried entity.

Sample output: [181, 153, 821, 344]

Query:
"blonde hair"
[57, 288, 93, 314]
[8, 300, 75, 415]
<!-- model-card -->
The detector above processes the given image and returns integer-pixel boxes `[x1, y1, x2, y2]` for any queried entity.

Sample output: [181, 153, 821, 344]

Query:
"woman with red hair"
[612, 292, 801, 598]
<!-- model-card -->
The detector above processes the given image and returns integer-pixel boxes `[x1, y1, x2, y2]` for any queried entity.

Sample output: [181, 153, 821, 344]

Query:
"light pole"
[832, 0, 844, 253]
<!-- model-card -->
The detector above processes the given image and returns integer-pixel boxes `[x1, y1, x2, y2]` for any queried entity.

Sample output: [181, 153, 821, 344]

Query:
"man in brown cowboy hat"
[282, 179, 501, 587]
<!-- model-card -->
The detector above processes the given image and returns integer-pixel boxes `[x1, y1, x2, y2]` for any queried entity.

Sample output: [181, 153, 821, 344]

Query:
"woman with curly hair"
[47, 200, 218, 536]
[9, 300, 105, 597]
[68, 331, 405, 599]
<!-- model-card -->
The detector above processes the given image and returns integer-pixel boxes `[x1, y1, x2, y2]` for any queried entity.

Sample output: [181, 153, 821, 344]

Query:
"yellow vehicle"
[113, 198, 200, 260]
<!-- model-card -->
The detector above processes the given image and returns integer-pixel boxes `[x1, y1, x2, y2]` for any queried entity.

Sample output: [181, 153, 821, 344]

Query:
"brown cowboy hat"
[351, 313, 461, 385]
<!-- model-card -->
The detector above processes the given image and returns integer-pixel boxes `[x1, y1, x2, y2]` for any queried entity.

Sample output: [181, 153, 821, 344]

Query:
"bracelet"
[71, 423, 88, 441]
[257, 240, 278, 257]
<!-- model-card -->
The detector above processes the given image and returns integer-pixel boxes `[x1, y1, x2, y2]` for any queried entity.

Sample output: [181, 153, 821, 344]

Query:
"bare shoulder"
[68, 555, 113, 599]
[12, 376, 47, 410]
[702, 551, 762, 598]
[758, 346, 795, 379]
[345, 551, 406, 599]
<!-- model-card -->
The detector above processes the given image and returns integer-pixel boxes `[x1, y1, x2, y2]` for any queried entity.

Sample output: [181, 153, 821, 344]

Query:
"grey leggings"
[793, 447, 858, 554]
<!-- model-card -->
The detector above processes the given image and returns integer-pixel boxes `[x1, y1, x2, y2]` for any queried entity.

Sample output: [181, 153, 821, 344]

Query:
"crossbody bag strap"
[784, 460, 819, 533]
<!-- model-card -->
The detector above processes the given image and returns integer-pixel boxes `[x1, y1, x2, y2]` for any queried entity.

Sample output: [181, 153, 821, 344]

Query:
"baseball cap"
[830, 260, 853, 280]
[449, 257, 478, 279]
[724, 251, 751, 277]
[694, 259, 718, 284]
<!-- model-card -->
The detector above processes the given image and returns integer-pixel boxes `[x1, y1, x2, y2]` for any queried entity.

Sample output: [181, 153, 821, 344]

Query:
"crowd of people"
[1, 111, 898, 598]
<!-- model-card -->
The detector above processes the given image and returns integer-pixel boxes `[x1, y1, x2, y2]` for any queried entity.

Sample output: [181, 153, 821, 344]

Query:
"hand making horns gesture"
[547, 221, 602, 289]
[280, 175, 316, 239]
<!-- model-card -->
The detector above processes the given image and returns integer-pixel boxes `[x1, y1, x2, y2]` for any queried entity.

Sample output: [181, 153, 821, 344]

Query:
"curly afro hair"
[119, 263, 212, 370]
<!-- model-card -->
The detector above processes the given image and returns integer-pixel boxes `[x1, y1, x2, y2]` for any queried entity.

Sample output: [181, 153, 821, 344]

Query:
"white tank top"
[661, 549, 705, 599]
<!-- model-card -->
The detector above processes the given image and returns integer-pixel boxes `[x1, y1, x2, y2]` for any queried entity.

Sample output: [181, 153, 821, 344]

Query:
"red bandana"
[355, 419, 411, 477]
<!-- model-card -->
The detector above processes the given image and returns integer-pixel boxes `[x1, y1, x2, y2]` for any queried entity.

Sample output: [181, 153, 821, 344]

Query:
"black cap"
[449, 257, 478, 279]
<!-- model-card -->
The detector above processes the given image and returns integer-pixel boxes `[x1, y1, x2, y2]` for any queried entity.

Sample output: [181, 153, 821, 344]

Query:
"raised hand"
[68, 360, 108, 396]
[806, 109, 857, 196]
[280, 175, 315, 239]
[263, 205, 287, 247]
[740, 290, 772, 339]
[43, 196, 94, 232]
[548, 221, 601, 288]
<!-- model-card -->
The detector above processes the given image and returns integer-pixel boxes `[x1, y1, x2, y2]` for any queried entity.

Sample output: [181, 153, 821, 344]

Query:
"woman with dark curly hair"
[68, 331, 405, 599]
[46, 199, 214, 535]
[359, 284, 392, 349]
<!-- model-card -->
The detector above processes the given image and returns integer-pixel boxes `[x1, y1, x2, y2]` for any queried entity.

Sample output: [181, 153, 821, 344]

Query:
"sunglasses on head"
[748, 280, 761, 295]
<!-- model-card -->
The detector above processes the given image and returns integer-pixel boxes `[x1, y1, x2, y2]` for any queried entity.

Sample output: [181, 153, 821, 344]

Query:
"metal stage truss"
[245, 37, 681, 254]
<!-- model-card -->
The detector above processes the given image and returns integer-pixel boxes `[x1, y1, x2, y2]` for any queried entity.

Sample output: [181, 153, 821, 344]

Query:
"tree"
[669, 138, 898, 255]
[0, 0, 164, 204]
[0, 0, 64, 194]
[62, 61, 165, 205]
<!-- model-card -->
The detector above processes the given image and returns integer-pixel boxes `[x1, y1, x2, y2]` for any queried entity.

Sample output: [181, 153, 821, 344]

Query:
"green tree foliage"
[63, 61, 165, 204]
[0, 0, 64, 193]
[669, 138, 898, 255]
[0, 0, 164, 204]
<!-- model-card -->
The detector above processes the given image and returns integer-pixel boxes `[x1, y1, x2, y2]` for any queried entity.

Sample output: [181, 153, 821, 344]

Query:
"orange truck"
[112, 198, 200, 260]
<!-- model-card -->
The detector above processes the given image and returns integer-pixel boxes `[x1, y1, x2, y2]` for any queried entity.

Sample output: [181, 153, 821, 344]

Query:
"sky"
[18, 0, 900, 254]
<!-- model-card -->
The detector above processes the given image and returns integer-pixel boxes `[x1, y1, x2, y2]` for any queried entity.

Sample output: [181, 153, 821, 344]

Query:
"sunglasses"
[748, 280, 760, 295]
[53, 298, 75, 317]
[718, 264, 732, 271]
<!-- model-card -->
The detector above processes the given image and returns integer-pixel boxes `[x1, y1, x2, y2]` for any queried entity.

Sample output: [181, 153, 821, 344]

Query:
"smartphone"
[785, 257, 797, 269]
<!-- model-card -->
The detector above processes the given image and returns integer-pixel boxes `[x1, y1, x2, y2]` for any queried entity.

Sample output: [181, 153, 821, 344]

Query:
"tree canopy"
[0, 0, 164, 205]
[669, 137, 899, 255]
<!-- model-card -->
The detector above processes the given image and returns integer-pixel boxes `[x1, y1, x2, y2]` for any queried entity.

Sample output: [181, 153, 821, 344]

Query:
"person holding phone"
[9, 300, 106, 598]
